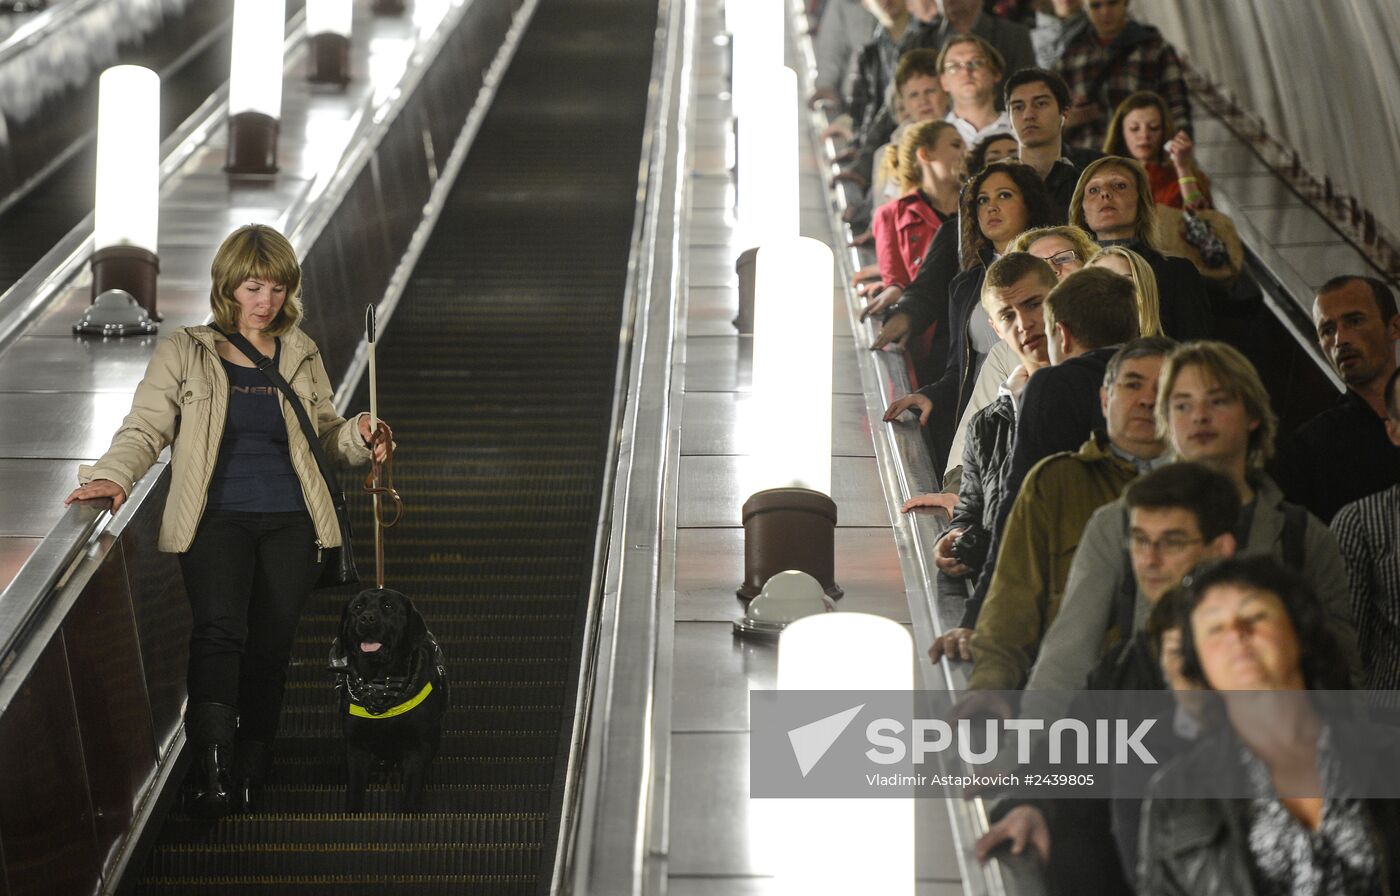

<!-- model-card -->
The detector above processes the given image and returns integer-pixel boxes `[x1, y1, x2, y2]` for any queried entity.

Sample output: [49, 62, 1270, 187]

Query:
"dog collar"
[348, 680, 435, 719]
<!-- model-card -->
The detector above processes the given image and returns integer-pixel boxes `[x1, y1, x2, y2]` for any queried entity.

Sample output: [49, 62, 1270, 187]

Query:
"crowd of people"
[806, 0, 1400, 892]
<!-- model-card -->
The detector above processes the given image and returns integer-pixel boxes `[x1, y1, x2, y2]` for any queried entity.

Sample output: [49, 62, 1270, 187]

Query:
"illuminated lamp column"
[306, 0, 352, 86]
[738, 236, 839, 600]
[775, 613, 915, 896]
[226, 0, 286, 174]
[731, 64, 799, 331]
[91, 65, 160, 317]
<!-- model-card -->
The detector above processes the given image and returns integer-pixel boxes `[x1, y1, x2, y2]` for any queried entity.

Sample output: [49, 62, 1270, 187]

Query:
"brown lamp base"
[738, 487, 841, 601]
[732, 246, 756, 333]
[226, 111, 280, 175]
[91, 245, 160, 319]
[372, 0, 405, 14]
[307, 33, 351, 86]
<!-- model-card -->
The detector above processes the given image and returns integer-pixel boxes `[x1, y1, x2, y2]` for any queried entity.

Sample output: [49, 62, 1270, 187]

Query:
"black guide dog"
[330, 587, 447, 812]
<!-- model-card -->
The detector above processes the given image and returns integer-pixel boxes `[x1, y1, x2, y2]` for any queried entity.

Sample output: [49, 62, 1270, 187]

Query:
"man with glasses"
[912, 0, 1035, 95]
[1004, 68, 1102, 218]
[974, 463, 1239, 893]
[937, 36, 1013, 146]
[1025, 341, 1362, 696]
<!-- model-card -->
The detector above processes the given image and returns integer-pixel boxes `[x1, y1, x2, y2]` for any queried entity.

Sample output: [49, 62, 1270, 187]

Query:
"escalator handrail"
[0, 0, 498, 715]
[0, 0, 107, 70]
[1206, 188, 1345, 395]
[0, 11, 314, 714]
[553, 0, 688, 891]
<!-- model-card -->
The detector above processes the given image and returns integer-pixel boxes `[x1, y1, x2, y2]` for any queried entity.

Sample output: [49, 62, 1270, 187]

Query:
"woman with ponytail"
[862, 119, 965, 322]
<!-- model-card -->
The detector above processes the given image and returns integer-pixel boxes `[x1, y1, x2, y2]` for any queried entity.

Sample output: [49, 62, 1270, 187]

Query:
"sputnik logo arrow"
[787, 704, 864, 777]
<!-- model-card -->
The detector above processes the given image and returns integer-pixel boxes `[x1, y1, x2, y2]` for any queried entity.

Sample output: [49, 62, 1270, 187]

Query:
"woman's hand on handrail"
[64, 478, 127, 511]
[859, 284, 903, 322]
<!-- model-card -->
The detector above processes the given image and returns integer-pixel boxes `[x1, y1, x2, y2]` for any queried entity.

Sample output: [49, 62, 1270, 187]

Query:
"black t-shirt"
[207, 342, 307, 513]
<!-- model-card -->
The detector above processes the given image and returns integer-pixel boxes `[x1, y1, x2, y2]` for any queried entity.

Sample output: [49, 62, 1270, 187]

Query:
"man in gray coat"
[1025, 341, 1362, 697]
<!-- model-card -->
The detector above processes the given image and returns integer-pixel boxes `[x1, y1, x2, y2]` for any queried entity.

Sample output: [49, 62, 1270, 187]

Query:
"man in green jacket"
[966, 335, 1175, 690]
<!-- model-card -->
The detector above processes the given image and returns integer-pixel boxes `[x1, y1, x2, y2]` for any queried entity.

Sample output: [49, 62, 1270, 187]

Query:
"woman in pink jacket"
[864, 120, 964, 323]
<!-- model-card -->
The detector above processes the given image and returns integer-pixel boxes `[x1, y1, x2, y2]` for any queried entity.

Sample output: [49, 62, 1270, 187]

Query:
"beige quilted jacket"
[80, 325, 371, 553]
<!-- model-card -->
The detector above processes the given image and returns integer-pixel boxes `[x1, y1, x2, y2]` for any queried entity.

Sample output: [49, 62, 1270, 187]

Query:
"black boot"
[233, 739, 273, 813]
[185, 702, 238, 819]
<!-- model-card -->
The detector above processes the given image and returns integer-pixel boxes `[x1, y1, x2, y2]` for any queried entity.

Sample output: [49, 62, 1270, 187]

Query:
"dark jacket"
[1273, 388, 1400, 523]
[916, 263, 990, 469]
[994, 346, 1117, 528]
[848, 26, 939, 149]
[965, 349, 1121, 626]
[986, 634, 1175, 896]
[948, 391, 1017, 554]
[1138, 722, 1400, 895]
[1062, 142, 1104, 173]
[1044, 154, 1094, 222]
[1127, 242, 1214, 339]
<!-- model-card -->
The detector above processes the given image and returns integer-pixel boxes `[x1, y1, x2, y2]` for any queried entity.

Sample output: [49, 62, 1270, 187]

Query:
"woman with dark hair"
[962, 131, 1019, 180]
[882, 159, 1058, 470]
[1103, 90, 1211, 210]
[1138, 555, 1400, 895]
[1069, 155, 1212, 339]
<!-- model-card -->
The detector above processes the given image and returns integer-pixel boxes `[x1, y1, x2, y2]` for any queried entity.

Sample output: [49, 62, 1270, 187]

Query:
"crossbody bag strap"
[221, 329, 347, 497]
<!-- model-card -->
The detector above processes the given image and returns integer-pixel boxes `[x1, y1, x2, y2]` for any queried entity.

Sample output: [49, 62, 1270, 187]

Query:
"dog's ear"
[403, 597, 428, 646]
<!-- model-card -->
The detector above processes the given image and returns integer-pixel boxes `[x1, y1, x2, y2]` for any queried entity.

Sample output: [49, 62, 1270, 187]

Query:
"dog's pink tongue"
[360, 641, 382, 653]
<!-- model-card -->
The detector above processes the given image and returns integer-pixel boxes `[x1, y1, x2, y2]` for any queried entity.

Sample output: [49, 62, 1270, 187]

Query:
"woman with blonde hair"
[864, 120, 964, 321]
[1087, 244, 1164, 337]
[1009, 224, 1099, 281]
[1070, 156, 1212, 339]
[65, 224, 390, 818]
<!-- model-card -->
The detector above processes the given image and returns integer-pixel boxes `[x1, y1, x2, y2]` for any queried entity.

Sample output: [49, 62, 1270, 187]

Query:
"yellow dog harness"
[348, 680, 436, 719]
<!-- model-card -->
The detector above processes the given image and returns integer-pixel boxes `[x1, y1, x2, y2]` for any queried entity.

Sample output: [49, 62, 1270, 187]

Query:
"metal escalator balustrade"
[127, 0, 656, 892]
[0, 0, 294, 293]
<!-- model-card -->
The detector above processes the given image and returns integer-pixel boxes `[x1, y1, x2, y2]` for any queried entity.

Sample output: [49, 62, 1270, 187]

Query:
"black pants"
[178, 510, 320, 743]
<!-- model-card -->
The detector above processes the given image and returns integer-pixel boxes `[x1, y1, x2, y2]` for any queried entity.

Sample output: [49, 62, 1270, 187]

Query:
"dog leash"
[363, 305, 403, 589]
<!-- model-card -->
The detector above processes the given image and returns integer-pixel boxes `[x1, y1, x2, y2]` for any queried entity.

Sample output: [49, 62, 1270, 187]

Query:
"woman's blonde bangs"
[208, 224, 305, 336]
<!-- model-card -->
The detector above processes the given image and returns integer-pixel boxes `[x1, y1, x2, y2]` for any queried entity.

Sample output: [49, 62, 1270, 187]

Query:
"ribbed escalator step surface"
[129, 0, 654, 891]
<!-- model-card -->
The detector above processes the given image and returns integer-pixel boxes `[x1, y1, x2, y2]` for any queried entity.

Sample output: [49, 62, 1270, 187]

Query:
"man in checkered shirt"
[1052, 0, 1189, 149]
[1332, 367, 1400, 695]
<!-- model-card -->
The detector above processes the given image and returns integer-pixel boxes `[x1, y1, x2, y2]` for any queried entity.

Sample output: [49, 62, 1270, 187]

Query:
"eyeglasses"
[1039, 249, 1080, 268]
[1128, 533, 1204, 557]
[942, 59, 988, 75]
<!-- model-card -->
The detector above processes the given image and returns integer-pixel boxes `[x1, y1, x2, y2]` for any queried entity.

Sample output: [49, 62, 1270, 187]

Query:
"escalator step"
[129, 0, 654, 889]
[156, 812, 548, 845]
